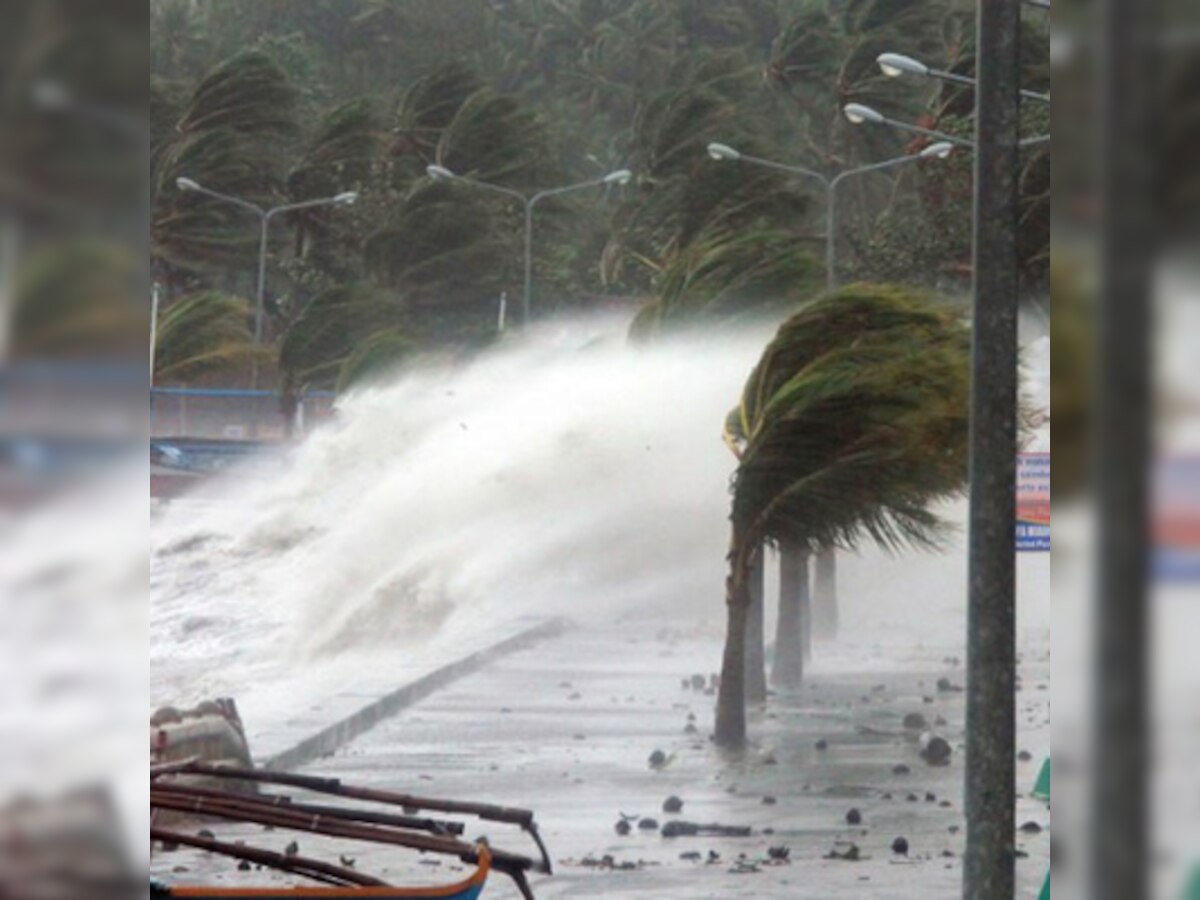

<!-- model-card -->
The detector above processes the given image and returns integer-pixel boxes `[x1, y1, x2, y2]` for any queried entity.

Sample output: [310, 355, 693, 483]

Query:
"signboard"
[1155, 456, 1200, 581]
[1017, 452, 1051, 551]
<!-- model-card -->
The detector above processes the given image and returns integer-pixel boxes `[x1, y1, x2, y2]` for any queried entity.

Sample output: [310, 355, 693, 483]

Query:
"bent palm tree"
[716, 284, 969, 747]
[154, 291, 260, 383]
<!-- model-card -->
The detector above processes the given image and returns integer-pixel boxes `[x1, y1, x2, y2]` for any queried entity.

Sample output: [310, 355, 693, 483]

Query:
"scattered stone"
[761, 753, 779, 766]
[683, 723, 698, 735]
[942, 849, 956, 858]
[648, 749, 667, 770]
[690, 674, 707, 690]
[284, 841, 299, 857]
[902, 713, 929, 731]
[159, 841, 179, 853]
[663, 796, 684, 814]
[935, 715, 948, 727]
[936, 677, 964, 693]
[196, 829, 215, 840]
[881, 793, 893, 800]
[919, 733, 953, 766]
[925, 792, 937, 803]
[767, 845, 790, 861]
[615, 820, 631, 836]
[948, 825, 960, 834]
[1019, 821, 1043, 835]
[892, 764, 911, 775]
[763, 827, 775, 836]
[238, 861, 251, 872]
[939, 800, 953, 808]
[761, 795, 777, 806]
[923, 695, 935, 704]
[661, 821, 752, 838]
[815, 739, 829, 751]
[573, 734, 586, 741]
[906, 793, 919, 803]
[638, 818, 659, 831]
[708, 850, 721, 864]
[339, 855, 356, 868]
[1018, 750, 1033, 762]
[891, 837, 909, 856]
[687, 712, 696, 722]
[845, 808, 862, 825]
[826, 843, 861, 861]
[568, 692, 582, 701]
[680, 851, 702, 862]
[681, 678, 691, 690]
[173, 866, 189, 874]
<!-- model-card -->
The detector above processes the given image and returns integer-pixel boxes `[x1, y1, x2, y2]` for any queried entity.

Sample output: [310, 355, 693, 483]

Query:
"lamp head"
[877, 53, 928, 78]
[603, 168, 633, 185]
[175, 177, 201, 192]
[334, 191, 359, 205]
[426, 165, 456, 181]
[843, 104, 884, 125]
[706, 142, 741, 162]
[920, 141, 955, 160]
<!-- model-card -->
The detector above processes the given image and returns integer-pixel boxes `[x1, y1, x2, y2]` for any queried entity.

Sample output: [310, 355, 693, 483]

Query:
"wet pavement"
[152, 619, 1050, 898]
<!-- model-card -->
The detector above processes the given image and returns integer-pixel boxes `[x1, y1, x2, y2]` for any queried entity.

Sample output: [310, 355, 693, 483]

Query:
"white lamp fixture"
[919, 141, 955, 160]
[426, 165, 456, 181]
[603, 168, 633, 185]
[877, 53, 930, 78]
[706, 142, 742, 162]
[843, 104, 885, 125]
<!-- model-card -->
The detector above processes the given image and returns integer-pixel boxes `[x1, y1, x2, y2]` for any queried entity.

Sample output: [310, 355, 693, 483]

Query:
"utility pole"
[1090, 0, 1155, 896]
[962, 0, 1021, 897]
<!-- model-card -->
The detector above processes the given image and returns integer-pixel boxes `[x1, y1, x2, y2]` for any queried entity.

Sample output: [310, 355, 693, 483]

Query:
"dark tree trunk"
[812, 546, 838, 640]
[715, 564, 752, 749]
[744, 547, 767, 704]
[772, 541, 809, 690]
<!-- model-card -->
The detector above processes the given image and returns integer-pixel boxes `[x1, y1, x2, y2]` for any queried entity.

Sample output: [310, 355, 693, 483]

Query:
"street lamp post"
[426, 165, 632, 325]
[174, 178, 357, 429]
[708, 140, 955, 290]
[876, 53, 1051, 104]
[843, 103, 1049, 149]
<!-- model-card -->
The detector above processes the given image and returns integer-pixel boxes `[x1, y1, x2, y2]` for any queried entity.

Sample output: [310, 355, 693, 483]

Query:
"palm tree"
[152, 51, 299, 274]
[154, 291, 260, 383]
[715, 284, 970, 747]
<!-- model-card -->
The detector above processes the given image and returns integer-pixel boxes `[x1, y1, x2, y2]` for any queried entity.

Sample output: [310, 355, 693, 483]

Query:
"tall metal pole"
[962, 0, 1021, 896]
[522, 200, 534, 326]
[150, 281, 161, 386]
[1090, 0, 1155, 896]
[251, 213, 269, 390]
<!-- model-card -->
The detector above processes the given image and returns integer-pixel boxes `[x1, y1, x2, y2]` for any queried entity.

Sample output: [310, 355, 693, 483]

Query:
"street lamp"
[843, 103, 1048, 148]
[876, 53, 1051, 103]
[705, 140, 956, 290]
[174, 177, 357, 428]
[426, 164, 632, 325]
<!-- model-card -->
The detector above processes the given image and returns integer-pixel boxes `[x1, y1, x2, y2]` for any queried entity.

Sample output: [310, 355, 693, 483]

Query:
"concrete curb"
[263, 617, 569, 772]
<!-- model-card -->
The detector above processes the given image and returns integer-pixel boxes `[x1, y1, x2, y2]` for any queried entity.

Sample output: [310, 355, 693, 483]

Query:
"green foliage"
[155, 292, 260, 383]
[12, 241, 143, 360]
[336, 329, 415, 391]
[279, 283, 405, 388]
[153, 51, 300, 273]
[726, 283, 970, 558]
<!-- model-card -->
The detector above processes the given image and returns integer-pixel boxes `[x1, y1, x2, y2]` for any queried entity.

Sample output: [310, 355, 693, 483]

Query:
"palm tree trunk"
[813, 545, 838, 640]
[744, 547, 767, 704]
[716, 563, 753, 749]
[773, 541, 809, 690]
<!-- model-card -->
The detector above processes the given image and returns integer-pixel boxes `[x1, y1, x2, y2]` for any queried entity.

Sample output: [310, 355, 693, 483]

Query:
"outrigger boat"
[151, 761, 552, 900]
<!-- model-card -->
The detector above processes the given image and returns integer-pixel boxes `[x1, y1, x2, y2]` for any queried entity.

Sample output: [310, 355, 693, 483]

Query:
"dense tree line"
[145, 0, 1050, 391]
